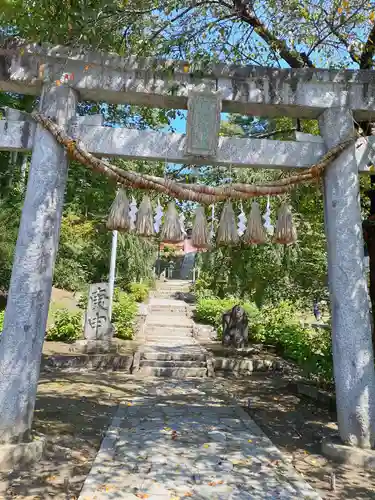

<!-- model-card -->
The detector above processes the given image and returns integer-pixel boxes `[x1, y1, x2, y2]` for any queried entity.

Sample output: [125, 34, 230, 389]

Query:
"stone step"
[142, 351, 206, 362]
[156, 280, 190, 286]
[146, 329, 193, 338]
[155, 288, 191, 294]
[140, 359, 206, 367]
[146, 318, 192, 328]
[138, 366, 207, 377]
[152, 292, 187, 299]
[149, 298, 189, 306]
[145, 328, 192, 334]
[145, 342, 197, 348]
[156, 287, 191, 292]
[146, 333, 193, 339]
[147, 312, 191, 321]
[145, 333, 194, 345]
[146, 341, 195, 347]
[154, 284, 190, 290]
[149, 306, 190, 314]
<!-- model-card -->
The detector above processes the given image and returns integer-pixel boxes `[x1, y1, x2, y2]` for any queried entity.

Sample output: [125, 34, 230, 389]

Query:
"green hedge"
[46, 288, 139, 342]
[46, 309, 82, 343]
[195, 297, 332, 381]
[0, 310, 4, 331]
[125, 282, 149, 303]
[195, 297, 260, 337]
[112, 291, 138, 340]
[253, 301, 332, 380]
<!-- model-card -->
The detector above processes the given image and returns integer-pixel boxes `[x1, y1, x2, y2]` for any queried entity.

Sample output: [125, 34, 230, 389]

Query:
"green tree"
[3, 1, 374, 70]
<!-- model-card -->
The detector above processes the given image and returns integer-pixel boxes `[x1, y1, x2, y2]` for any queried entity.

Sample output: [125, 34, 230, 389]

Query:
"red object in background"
[184, 238, 198, 254]
[160, 237, 208, 255]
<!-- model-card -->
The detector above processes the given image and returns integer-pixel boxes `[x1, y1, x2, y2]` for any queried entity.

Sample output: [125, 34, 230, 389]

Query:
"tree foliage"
[2, 1, 375, 71]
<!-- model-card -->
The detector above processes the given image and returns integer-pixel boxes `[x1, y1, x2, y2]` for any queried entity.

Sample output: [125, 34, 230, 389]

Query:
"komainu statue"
[222, 305, 248, 348]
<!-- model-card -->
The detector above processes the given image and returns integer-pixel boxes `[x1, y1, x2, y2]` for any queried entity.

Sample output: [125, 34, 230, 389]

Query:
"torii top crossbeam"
[1, 42, 375, 120]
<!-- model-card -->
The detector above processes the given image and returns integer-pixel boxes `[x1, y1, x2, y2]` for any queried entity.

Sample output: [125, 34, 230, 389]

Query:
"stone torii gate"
[1, 44, 375, 456]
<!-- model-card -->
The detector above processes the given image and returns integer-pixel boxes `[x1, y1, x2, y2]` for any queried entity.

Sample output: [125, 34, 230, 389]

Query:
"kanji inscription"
[84, 282, 113, 340]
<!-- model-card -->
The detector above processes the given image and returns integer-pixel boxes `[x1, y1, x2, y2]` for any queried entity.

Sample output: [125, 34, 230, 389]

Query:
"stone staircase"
[138, 280, 211, 378]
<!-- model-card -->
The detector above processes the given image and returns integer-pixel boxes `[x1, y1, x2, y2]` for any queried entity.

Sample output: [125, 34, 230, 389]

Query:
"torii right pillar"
[319, 107, 375, 448]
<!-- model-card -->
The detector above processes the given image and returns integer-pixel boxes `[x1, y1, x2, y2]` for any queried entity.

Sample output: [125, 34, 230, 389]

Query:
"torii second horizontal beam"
[0, 118, 372, 172]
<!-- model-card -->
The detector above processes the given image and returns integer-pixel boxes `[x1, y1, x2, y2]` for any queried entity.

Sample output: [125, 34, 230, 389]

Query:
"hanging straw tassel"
[273, 203, 297, 245]
[216, 201, 239, 246]
[244, 201, 267, 245]
[192, 205, 211, 249]
[135, 195, 154, 237]
[161, 201, 185, 243]
[106, 189, 131, 231]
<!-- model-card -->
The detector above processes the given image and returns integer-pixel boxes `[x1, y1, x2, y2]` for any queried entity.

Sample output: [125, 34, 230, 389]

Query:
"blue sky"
[168, 111, 230, 134]
[170, 111, 186, 134]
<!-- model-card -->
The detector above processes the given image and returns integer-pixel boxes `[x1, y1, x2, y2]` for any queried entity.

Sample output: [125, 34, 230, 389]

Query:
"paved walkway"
[79, 378, 321, 499]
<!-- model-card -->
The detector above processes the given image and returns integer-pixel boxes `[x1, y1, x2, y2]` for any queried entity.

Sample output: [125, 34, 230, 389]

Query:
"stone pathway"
[138, 285, 210, 376]
[79, 378, 321, 499]
[78, 281, 321, 498]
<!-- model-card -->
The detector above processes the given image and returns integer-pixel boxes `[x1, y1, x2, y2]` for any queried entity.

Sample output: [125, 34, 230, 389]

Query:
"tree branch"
[150, 1, 225, 42]
[320, 6, 363, 66]
[230, 0, 314, 68]
[252, 128, 297, 139]
[360, 21, 375, 69]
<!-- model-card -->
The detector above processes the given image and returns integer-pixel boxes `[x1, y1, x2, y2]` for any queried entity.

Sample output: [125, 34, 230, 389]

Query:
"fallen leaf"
[208, 480, 224, 486]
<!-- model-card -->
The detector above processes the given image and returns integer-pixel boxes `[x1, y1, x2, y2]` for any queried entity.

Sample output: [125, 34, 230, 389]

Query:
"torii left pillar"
[0, 85, 77, 444]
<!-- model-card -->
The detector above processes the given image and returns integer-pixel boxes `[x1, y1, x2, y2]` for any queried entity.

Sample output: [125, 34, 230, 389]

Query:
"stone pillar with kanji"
[84, 283, 113, 341]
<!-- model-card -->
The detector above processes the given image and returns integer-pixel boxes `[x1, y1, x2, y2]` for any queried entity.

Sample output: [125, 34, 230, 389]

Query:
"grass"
[47, 288, 81, 327]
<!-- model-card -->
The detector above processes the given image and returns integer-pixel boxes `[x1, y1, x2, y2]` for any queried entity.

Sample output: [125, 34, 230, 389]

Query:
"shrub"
[54, 258, 88, 292]
[46, 309, 82, 343]
[0, 310, 4, 331]
[192, 277, 215, 300]
[195, 298, 238, 326]
[195, 297, 260, 338]
[77, 291, 88, 310]
[112, 291, 138, 340]
[126, 282, 149, 303]
[252, 301, 333, 381]
[195, 297, 332, 381]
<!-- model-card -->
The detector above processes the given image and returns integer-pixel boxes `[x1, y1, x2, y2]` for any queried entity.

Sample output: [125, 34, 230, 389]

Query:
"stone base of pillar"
[322, 436, 375, 470]
[0, 436, 46, 472]
[69, 339, 119, 354]
[131, 348, 143, 373]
